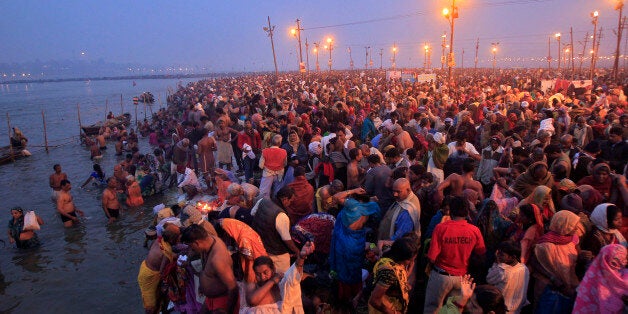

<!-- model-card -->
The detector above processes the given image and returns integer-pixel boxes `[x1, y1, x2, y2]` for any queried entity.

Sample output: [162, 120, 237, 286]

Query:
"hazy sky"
[1, 0, 624, 71]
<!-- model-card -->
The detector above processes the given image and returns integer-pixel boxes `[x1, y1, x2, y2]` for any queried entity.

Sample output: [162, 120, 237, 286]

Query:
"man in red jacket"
[259, 134, 287, 198]
[237, 119, 262, 183]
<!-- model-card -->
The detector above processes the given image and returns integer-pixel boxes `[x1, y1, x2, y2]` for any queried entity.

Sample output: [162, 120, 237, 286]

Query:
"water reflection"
[64, 224, 87, 266]
[11, 247, 50, 273]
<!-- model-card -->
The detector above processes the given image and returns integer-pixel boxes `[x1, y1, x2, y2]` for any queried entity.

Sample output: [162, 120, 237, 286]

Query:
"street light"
[491, 42, 499, 71]
[613, 1, 624, 80]
[392, 44, 397, 69]
[313, 43, 320, 72]
[440, 33, 447, 70]
[590, 10, 599, 81]
[424, 43, 430, 70]
[442, 0, 459, 81]
[348, 47, 354, 70]
[555, 32, 561, 70]
[325, 37, 333, 71]
[290, 19, 304, 74]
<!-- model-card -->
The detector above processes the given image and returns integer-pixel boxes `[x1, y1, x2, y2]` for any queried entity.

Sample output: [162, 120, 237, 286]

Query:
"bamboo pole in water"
[42, 110, 49, 153]
[7, 112, 14, 162]
[77, 103, 82, 138]
[120, 94, 123, 115]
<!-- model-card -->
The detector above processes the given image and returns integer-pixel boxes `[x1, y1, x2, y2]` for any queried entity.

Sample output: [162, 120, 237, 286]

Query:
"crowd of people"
[8, 68, 628, 313]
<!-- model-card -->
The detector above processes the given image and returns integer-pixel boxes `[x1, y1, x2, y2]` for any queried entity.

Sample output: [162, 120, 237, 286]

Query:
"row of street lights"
[277, 0, 622, 79]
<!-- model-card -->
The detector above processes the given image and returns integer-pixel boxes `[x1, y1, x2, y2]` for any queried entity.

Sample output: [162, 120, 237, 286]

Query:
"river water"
[0, 78, 199, 313]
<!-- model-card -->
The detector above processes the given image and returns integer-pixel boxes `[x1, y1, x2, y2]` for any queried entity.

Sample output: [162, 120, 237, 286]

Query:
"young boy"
[486, 241, 530, 314]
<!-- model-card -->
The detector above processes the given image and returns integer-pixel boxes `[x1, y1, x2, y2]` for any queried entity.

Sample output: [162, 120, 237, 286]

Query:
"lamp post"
[424, 43, 430, 70]
[290, 19, 304, 74]
[313, 43, 320, 72]
[491, 42, 499, 71]
[440, 33, 447, 70]
[348, 47, 354, 70]
[392, 43, 397, 69]
[325, 37, 333, 71]
[590, 10, 599, 81]
[555, 32, 561, 71]
[365, 46, 370, 70]
[263, 16, 279, 79]
[614, 0, 624, 80]
[442, 1, 458, 82]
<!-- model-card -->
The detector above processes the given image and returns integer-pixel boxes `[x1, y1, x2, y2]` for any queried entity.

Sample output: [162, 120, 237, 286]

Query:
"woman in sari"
[517, 185, 555, 223]
[573, 244, 628, 314]
[582, 203, 626, 256]
[214, 218, 267, 283]
[512, 161, 554, 198]
[368, 236, 419, 314]
[530, 210, 580, 314]
[515, 204, 545, 264]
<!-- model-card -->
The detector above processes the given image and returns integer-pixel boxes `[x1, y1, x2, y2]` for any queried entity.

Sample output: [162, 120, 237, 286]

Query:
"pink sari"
[573, 244, 628, 314]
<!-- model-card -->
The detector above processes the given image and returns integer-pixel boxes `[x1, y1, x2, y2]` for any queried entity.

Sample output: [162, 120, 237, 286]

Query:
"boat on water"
[81, 113, 131, 136]
[1, 127, 30, 165]
[0, 146, 31, 165]
[137, 92, 155, 103]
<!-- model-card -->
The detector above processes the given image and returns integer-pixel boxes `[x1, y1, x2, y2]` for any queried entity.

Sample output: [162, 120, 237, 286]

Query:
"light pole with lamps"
[590, 10, 599, 81]
[365, 46, 370, 70]
[290, 19, 304, 74]
[442, 1, 458, 81]
[313, 43, 320, 72]
[491, 42, 499, 71]
[555, 33, 561, 70]
[613, 0, 624, 80]
[424, 43, 430, 70]
[325, 37, 333, 71]
[348, 47, 354, 70]
[392, 44, 397, 69]
[440, 33, 447, 70]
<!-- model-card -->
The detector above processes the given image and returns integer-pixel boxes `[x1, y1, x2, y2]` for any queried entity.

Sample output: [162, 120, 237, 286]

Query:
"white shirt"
[486, 262, 530, 314]
[447, 141, 479, 156]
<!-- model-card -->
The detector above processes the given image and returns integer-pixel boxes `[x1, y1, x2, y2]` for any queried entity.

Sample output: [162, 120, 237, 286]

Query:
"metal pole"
[120, 94, 123, 115]
[448, 0, 456, 82]
[614, 1, 624, 81]
[296, 19, 304, 77]
[365, 46, 369, 70]
[264, 16, 279, 79]
[548, 36, 552, 72]
[314, 43, 320, 72]
[441, 33, 446, 70]
[590, 12, 599, 81]
[305, 38, 310, 75]
[475, 38, 479, 70]
[579, 32, 589, 75]
[379, 49, 383, 69]
[42, 110, 49, 153]
[556, 34, 561, 71]
[570, 27, 575, 80]
[348, 47, 354, 70]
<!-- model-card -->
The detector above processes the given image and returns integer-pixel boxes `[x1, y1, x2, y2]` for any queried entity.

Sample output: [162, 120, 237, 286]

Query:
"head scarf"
[537, 210, 580, 246]
[181, 205, 203, 228]
[432, 132, 446, 145]
[574, 244, 628, 314]
[590, 203, 627, 246]
[512, 161, 554, 197]
[560, 193, 583, 213]
[575, 185, 604, 213]
[308, 141, 322, 155]
[340, 199, 380, 227]
[521, 185, 555, 221]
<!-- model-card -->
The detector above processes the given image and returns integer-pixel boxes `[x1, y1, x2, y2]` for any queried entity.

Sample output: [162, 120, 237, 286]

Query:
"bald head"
[392, 178, 411, 201]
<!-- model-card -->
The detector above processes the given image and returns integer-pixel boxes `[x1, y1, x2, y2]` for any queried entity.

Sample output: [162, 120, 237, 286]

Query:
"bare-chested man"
[102, 177, 122, 223]
[436, 159, 484, 204]
[56, 180, 85, 227]
[197, 124, 217, 182]
[49, 164, 68, 202]
[181, 224, 238, 313]
[347, 148, 364, 189]
[96, 131, 107, 150]
[138, 223, 180, 314]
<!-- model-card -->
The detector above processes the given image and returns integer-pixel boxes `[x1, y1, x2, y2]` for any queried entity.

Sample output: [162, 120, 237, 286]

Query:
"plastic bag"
[23, 211, 40, 231]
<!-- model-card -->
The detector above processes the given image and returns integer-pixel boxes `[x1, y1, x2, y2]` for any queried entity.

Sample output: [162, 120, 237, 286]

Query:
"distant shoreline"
[0, 72, 265, 85]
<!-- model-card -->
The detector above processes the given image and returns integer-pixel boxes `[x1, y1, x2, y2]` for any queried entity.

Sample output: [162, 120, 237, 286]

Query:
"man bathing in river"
[102, 177, 122, 223]
[56, 179, 84, 227]
[49, 164, 67, 202]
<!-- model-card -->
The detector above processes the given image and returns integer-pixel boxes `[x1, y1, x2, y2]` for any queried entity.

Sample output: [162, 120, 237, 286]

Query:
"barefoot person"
[137, 222, 180, 314]
[49, 164, 68, 201]
[102, 177, 122, 223]
[7, 207, 44, 249]
[56, 180, 84, 227]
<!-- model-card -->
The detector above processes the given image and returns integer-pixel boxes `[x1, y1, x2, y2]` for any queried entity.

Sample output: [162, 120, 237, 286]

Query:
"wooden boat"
[0, 145, 31, 165]
[81, 113, 131, 136]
